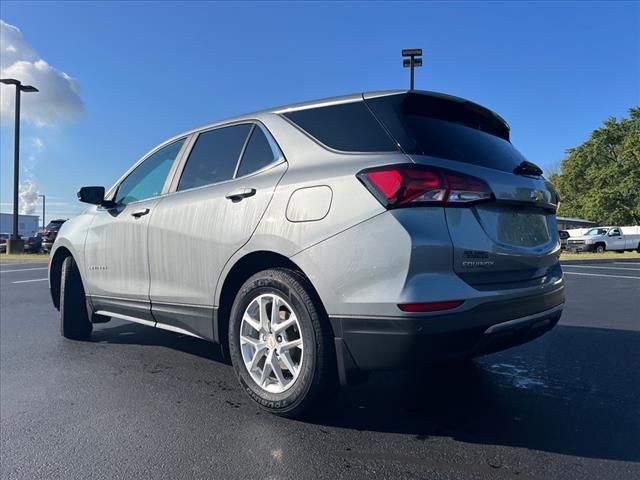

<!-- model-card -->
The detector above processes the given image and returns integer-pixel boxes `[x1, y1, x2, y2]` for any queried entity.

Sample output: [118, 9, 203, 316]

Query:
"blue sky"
[1, 1, 639, 220]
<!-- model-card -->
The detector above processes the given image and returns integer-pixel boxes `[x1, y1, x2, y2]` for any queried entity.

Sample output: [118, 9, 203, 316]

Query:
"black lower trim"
[89, 296, 215, 341]
[152, 302, 214, 341]
[330, 286, 564, 385]
[89, 295, 154, 322]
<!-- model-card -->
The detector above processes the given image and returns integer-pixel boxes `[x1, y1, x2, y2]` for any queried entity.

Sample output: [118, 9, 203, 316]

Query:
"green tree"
[550, 107, 640, 225]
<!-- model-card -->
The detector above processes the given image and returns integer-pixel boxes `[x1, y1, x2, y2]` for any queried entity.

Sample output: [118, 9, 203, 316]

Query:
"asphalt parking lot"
[1, 260, 639, 480]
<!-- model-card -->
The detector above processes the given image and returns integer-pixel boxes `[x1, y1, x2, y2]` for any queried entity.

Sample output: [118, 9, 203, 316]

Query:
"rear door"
[147, 122, 287, 338]
[366, 92, 561, 288]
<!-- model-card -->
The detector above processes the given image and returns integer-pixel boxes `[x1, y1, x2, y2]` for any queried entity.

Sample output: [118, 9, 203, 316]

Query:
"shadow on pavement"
[91, 322, 640, 463]
[309, 325, 640, 463]
[91, 321, 226, 363]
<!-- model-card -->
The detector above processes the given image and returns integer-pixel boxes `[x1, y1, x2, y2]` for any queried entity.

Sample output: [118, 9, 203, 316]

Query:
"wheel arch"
[49, 246, 73, 310]
[214, 250, 332, 354]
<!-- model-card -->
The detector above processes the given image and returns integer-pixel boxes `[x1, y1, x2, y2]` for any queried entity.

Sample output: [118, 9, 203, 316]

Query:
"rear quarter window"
[283, 101, 398, 153]
[236, 126, 279, 177]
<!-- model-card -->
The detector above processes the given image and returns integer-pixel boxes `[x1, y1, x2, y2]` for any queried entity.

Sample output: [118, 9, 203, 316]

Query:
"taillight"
[357, 164, 493, 208]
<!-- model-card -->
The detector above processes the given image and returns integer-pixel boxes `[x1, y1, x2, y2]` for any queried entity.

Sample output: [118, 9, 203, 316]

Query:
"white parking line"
[614, 262, 640, 266]
[12, 278, 48, 284]
[562, 264, 640, 271]
[563, 271, 640, 280]
[0, 263, 47, 269]
[0, 267, 48, 274]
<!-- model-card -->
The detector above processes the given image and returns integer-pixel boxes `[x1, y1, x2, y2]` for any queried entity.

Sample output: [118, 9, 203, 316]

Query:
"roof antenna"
[402, 49, 423, 91]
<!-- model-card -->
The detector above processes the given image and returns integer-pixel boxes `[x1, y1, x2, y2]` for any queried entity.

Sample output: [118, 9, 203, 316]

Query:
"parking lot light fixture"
[0, 78, 39, 253]
[401, 49, 423, 90]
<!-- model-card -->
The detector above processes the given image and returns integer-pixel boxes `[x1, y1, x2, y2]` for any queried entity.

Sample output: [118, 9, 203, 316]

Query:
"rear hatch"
[365, 92, 561, 288]
[43, 220, 65, 243]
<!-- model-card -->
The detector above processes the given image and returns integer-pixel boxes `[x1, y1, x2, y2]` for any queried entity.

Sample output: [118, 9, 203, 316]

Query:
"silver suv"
[49, 90, 564, 416]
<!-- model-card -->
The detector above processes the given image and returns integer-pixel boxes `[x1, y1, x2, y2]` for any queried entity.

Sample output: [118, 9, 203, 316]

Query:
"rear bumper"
[331, 286, 564, 385]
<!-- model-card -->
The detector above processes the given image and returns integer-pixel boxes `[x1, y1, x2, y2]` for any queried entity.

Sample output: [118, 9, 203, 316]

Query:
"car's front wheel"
[59, 256, 92, 340]
[228, 268, 334, 417]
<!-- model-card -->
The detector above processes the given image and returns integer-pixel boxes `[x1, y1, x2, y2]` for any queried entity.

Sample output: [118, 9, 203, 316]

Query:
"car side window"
[116, 139, 185, 205]
[236, 126, 281, 177]
[177, 124, 252, 191]
[609, 228, 621, 236]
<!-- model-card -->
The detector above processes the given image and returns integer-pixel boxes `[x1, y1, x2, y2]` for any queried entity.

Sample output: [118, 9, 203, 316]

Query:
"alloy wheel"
[239, 293, 304, 393]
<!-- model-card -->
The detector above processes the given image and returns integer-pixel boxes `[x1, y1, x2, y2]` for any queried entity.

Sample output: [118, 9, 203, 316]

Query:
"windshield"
[585, 228, 608, 236]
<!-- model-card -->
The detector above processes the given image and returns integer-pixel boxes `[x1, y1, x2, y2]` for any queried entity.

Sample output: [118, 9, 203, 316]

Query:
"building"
[556, 216, 598, 231]
[0, 213, 40, 237]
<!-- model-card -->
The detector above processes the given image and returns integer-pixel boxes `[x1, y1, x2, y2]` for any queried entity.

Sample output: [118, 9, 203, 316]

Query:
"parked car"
[567, 226, 640, 253]
[0, 233, 9, 253]
[48, 90, 564, 416]
[42, 220, 66, 252]
[558, 230, 570, 250]
[24, 232, 43, 253]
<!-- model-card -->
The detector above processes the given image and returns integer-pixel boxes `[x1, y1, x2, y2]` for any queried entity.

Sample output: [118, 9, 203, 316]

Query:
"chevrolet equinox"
[49, 90, 564, 416]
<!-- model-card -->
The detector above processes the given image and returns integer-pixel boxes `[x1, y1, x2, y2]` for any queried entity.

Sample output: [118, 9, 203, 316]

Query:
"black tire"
[595, 243, 606, 254]
[228, 268, 335, 417]
[60, 256, 92, 340]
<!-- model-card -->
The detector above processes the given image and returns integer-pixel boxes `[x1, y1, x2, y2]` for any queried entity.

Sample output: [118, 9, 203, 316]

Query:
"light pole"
[38, 194, 46, 231]
[402, 49, 423, 91]
[1, 78, 39, 254]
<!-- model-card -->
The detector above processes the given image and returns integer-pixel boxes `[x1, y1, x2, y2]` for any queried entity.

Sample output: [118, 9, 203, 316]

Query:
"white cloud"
[0, 20, 84, 127]
[19, 178, 39, 214]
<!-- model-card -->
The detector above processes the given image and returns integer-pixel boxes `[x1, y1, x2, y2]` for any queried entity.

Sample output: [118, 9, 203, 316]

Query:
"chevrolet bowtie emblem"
[530, 190, 544, 201]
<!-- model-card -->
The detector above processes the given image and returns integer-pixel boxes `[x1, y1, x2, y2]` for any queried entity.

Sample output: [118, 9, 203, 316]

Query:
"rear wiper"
[513, 161, 543, 177]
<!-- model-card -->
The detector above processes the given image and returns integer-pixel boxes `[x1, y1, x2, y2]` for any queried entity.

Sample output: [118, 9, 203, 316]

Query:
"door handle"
[131, 208, 150, 218]
[225, 188, 256, 202]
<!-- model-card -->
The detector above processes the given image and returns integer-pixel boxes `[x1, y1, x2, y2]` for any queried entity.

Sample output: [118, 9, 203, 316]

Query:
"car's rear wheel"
[228, 268, 334, 417]
[59, 256, 92, 340]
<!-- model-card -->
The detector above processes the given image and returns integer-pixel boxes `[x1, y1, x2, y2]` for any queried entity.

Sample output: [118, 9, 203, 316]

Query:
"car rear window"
[365, 93, 528, 173]
[283, 101, 398, 152]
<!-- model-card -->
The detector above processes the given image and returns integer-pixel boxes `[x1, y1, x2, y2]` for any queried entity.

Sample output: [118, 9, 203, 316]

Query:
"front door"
[607, 228, 624, 250]
[84, 138, 186, 321]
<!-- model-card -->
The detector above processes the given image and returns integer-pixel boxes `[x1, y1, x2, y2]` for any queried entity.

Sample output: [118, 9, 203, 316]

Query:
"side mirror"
[78, 186, 105, 205]
[77, 186, 116, 208]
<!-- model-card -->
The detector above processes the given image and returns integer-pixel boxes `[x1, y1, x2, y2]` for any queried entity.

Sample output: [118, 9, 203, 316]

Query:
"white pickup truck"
[566, 226, 640, 253]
